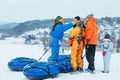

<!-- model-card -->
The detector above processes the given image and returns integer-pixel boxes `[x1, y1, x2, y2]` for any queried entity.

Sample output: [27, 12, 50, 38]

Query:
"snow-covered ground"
[0, 39, 120, 80]
[0, 37, 25, 45]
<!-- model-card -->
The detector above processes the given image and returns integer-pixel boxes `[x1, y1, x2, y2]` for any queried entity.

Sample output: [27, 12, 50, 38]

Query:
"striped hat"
[55, 16, 63, 22]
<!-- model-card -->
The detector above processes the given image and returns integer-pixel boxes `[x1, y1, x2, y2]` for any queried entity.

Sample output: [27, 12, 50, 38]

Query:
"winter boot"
[77, 68, 84, 72]
[70, 68, 78, 74]
[102, 70, 109, 73]
[85, 68, 95, 74]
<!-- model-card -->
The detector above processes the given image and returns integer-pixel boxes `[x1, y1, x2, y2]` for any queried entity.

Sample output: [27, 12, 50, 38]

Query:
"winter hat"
[104, 34, 111, 39]
[74, 16, 80, 20]
[55, 16, 63, 22]
[85, 14, 94, 19]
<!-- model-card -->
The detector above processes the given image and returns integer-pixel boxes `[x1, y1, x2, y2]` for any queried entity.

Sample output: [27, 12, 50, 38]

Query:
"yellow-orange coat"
[69, 26, 84, 70]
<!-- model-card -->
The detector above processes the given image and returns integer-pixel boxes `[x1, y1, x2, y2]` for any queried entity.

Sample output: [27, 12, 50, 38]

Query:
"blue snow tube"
[57, 55, 72, 73]
[8, 57, 38, 71]
[23, 62, 59, 80]
[57, 55, 70, 61]
[48, 55, 72, 73]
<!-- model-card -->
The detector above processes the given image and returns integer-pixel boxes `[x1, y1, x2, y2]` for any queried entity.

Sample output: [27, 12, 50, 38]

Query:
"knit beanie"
[55, 16, 63, 22]
[104, 34, 111, 39]
[85, 14, 94, 19]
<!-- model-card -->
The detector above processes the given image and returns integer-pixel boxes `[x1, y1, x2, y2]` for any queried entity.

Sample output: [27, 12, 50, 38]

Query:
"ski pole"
[38, 46, 51, 61]
[82, 44, 89, 59]
[82, 53, 86, 59]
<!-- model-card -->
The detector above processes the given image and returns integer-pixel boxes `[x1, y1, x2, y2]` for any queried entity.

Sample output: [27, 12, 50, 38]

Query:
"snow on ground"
[0, 37, 25, 44]
[0, 39, 120, 80]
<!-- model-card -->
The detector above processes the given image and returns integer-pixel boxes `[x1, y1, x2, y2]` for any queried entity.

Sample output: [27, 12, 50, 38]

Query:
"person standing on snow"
[83, 14, 99, 73]
[68, 16, 84, 72]
[101, 34, 113, 73]
[48, 16, 76, 61]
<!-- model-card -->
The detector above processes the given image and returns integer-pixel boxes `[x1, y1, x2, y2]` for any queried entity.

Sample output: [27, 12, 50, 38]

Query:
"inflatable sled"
[8, 57, 38, 71]
[23, 62, 59, 80]
[57, 55, 72, 73]
[57, 55, 70, 61]
[48, 55, 72, 73]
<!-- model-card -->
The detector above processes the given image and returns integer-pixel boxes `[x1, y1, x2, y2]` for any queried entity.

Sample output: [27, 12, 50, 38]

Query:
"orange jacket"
[83, 17, 99, 45]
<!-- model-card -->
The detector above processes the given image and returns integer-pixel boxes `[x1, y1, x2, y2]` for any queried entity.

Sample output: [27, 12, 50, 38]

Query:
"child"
[101, 34, 113, 73]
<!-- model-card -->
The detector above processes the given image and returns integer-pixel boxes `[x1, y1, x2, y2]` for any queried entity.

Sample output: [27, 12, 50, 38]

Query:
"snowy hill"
[0, 21, 11, 25]
[0, 22, 18, 29]
[0, 17, 120, 48]
[0, 17, 120, 38]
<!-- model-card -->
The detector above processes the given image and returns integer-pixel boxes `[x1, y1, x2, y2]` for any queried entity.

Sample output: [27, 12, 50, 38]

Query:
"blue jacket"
[48, 23, 73, 61]
[50, 23, 73, 40]
[102, 39, 113, 52]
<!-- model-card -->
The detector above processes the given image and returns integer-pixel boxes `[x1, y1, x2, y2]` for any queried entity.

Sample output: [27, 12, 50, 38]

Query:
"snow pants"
[86, 45, 96, 71]
[48, 38, 60, 61]
[71, 40, 84, 70]
[103, 52, 111, 72]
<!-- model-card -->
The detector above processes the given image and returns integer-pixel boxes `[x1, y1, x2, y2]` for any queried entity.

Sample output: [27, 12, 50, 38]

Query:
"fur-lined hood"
[103, 39, 111, 43]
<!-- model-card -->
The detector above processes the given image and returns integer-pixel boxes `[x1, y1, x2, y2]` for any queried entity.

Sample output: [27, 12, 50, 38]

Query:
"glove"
[68, 39, 73, 46]
[102, 51, 106, 56]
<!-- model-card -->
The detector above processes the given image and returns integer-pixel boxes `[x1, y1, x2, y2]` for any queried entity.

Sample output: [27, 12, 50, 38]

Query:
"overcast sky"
[0, 0, 120, 22]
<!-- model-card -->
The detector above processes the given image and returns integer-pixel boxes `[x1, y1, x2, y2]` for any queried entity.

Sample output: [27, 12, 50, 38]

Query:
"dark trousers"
[86, 45, 96, 71]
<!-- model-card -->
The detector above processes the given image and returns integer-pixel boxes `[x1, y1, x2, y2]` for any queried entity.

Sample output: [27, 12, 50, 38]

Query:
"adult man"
[68, 16, 84, 72]
[83, 14, 99, 73]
